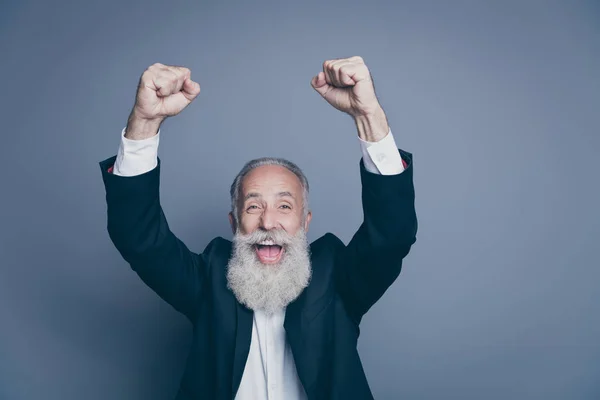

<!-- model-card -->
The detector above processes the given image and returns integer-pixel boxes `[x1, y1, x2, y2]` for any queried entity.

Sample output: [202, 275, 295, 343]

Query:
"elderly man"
[99, 56, 417, 400]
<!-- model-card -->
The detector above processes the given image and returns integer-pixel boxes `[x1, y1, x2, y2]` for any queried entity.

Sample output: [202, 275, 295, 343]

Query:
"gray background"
[1, 0, 598, 399]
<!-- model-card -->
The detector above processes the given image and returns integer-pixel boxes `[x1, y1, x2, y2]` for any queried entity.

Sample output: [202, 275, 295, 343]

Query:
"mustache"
[236, 228, 295, 247]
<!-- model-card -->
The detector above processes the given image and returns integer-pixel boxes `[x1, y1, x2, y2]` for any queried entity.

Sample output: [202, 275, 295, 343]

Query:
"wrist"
[125, 111, 163, 140]
[353, 107, 389, 142]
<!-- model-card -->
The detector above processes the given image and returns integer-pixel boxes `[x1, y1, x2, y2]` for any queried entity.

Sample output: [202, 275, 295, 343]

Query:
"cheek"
[240, 216, 259, 232]
[283, 215, 303, 232]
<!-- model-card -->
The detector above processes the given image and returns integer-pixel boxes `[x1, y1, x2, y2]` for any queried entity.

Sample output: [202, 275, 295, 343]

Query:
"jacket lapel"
[284, 287, 312, 394]
[284, 237, 335, 398]
[231, 301, 253, 398]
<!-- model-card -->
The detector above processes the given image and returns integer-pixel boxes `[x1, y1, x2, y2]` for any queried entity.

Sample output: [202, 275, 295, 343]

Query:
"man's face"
[229, 164, 312, 263]
[226, 164, 313, 314]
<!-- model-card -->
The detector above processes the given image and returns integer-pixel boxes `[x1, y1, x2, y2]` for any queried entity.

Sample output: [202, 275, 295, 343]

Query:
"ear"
[228, 212, 236, 234]
[304, 210, 312, 232]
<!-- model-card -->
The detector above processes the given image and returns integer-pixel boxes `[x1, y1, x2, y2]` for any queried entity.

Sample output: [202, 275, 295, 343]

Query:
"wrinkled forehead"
[242, 164, 303, 200]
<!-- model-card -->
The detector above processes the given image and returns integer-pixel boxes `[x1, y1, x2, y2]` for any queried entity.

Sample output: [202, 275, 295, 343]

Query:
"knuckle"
[166, 69, 178, 82]
[140, 70, 153, 83]
[175, 69, 187, 81]
[172, 65, 189, 75]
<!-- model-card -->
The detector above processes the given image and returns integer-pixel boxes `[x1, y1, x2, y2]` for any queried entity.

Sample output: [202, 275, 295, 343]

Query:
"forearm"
[125, 111, 163, 140]
[110, 112, 162, 177]
[111, 127, 160, 176]
[355, 106, 405, 175]
[353, 106, 389, 142]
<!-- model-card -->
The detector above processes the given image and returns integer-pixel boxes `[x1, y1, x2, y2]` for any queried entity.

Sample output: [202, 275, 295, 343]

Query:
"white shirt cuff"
[358, 127, 405, 175]
[112, 127, 160, 176]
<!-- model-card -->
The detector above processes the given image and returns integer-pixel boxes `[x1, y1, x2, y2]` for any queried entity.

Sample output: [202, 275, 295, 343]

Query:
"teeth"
[258, 239, 276, 246]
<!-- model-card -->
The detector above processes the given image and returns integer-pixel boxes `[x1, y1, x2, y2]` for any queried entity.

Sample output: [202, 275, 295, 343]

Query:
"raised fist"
[132, 63, 201, 122]
[310, 56, 380, 118]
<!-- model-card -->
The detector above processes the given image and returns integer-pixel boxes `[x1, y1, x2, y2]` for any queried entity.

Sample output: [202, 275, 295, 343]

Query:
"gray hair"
[229, 157, 310, 231]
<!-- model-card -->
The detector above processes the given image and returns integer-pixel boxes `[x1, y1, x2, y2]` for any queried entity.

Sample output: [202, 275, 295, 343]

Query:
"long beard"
[226, 226, 312, 315]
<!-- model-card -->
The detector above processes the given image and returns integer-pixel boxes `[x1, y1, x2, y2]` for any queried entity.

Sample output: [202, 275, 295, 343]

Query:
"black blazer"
[99, 148, 417, 400]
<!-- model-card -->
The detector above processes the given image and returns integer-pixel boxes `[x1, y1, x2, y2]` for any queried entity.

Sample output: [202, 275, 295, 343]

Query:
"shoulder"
[308, 232, 345, 263]
[311, 232, 344, 249]
[199, 236, 232, 263]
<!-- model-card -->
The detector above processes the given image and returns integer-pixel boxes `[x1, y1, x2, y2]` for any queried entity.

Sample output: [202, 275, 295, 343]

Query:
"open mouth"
[254, 244, 284, 264]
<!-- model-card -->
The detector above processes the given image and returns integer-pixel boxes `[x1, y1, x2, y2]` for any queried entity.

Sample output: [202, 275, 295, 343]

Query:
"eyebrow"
[244, 191, 296, 202]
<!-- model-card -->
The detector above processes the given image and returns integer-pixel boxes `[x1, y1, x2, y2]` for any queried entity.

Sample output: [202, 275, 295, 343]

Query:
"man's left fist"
[311, 56, 381, 118]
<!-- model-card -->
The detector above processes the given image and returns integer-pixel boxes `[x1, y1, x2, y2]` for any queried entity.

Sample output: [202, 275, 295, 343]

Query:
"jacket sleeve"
[99, 155, 207, 322]
[333, 148, 418, 323]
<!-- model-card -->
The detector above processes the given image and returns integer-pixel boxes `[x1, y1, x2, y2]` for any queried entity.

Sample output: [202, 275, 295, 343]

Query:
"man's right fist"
[132, 63, 201, 122]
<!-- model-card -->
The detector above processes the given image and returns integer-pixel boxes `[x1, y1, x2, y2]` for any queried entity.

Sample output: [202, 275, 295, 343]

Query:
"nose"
[259, 206, 279, 231]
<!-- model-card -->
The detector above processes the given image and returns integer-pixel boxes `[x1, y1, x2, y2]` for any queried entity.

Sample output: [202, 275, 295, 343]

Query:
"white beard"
[226, 226, 312, 315]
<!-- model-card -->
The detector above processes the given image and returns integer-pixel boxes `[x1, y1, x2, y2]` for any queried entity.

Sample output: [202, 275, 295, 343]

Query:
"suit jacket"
[98, 148, 417, 399]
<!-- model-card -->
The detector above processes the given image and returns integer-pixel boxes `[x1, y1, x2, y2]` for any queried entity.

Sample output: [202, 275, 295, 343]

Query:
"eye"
[247, 205, 259, 210]
[280, 204, 291, 209]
